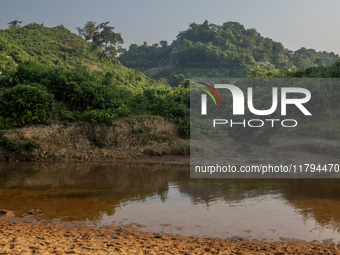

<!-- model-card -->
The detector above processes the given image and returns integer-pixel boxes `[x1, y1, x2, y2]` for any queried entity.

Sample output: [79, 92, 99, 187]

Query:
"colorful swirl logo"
[198, 82, 223, 106]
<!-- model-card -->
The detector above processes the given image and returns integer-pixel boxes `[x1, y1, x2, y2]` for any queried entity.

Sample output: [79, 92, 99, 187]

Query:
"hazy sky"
[1, 0, 340, 54]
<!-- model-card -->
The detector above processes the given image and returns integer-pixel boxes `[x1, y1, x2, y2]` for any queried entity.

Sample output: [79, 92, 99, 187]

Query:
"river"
[1, 161, 340, 242]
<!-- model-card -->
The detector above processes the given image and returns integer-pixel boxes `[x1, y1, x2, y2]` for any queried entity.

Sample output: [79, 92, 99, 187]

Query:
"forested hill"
[0, 23, 162, 91]
[0, 23, 190, 138]
[118, 21, 340, 79]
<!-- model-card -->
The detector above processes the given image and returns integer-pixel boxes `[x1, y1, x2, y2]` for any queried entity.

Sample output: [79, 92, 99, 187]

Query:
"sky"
[1, 0, 340, 54]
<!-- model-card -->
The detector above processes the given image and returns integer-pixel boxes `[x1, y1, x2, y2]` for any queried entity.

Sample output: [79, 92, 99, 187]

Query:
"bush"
[0, 61, 190, 138]
[0, 84, 55, 128]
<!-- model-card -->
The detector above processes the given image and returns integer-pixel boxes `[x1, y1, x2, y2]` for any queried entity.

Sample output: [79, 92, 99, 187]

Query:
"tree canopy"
[92, 22, 124, 61]
[118, 20, 340, 73]
[76, 21, 97, 41]
[8, 20, 23, 29]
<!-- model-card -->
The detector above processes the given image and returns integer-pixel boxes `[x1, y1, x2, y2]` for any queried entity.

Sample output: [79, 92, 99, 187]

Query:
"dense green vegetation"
[247, 60, 340, 78]
[0, 21, 339, 147]
[119, 21, 340, 84]
[0, 60, 190, 137]
[0, 24, 190, 138]
[0, 22, 129, 70]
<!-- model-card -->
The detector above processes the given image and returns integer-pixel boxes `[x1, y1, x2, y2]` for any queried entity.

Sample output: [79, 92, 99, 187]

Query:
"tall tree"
[160, 40, 168, 48]
[8, 20, 23, 29]
[76, 21, 98, 41]
[92, 22, 124, 61]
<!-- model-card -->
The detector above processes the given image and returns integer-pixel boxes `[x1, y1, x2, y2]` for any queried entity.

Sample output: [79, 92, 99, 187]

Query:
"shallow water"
[1, 161, 340, 241]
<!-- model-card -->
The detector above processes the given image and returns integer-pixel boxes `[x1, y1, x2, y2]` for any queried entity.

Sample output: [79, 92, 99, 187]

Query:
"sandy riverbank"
[0, 211, 339, 254]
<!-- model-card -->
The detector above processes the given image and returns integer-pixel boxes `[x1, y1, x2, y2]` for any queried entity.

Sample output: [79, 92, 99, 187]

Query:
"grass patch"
[0, 131, 40, 153]
[151, 132, 171, 142]
[132, 127, 153, 134]
[172, 143, 190, 150]
[127, 115, 162, 120]
[132, 131, 171, 145]
[115, 114, 163, 122]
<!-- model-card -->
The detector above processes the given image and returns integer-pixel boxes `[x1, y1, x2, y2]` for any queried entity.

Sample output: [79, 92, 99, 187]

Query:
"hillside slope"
[0, 23, 166, 92]
[0, 24, 190, 137]
[118, 21, 340, 83]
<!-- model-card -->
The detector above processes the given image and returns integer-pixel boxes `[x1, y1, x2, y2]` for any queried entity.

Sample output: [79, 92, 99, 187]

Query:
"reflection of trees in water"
[2, 162, 340, 231]
[178, 179, 277, 206]
[274, 179, 340, 232]
[179, 178, 340, 231]
[0, 162, 188, 221]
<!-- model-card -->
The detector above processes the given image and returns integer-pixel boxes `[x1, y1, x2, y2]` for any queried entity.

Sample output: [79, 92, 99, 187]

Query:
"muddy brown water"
[1, 161, 340, 242]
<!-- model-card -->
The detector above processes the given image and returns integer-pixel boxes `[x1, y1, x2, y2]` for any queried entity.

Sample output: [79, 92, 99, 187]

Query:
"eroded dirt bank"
[0, 117, 190, 162]
[0, 213, 339, 255]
